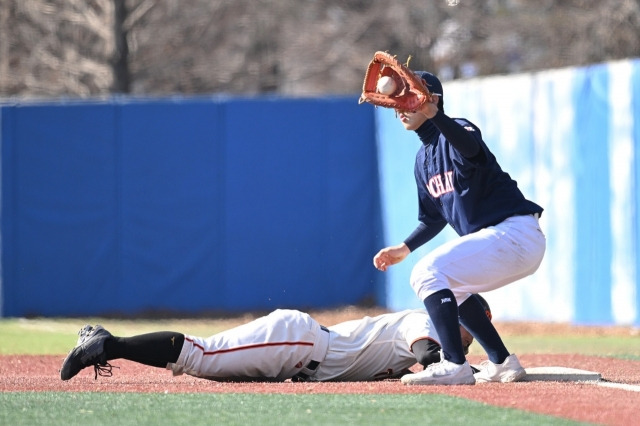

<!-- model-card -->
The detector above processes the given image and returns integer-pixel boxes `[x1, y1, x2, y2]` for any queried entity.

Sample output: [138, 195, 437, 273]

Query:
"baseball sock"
[458, 296, 509, 364]
[104, 332, 185, 368]
[423, 289, 466, 365]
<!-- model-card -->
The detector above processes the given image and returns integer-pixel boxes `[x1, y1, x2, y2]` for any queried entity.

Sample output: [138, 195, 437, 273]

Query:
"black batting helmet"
[472, 294, 492, 321]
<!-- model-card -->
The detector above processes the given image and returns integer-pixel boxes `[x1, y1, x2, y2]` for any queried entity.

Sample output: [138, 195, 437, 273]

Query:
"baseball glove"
[358, 51, 432, 111]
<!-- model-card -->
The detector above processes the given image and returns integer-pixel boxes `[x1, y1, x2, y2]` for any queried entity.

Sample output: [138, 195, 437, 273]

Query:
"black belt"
[291, 325, 329, 382]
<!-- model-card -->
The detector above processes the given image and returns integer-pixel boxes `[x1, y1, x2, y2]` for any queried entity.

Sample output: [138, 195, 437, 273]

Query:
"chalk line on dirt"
[593, 381, 640, 392]
[519, 366, 640, 392]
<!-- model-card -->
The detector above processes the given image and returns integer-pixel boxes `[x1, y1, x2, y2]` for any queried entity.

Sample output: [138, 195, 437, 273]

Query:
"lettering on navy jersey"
[427, 171, 454, 198]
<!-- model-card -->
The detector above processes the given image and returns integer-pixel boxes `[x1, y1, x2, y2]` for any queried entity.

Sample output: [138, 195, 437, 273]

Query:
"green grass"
[1, 317, 638, 360]
[0, 392, 587, 426]
[0, 317, 241, 355]
[2, 317, 630, 425]
[500, 335, 640, 360]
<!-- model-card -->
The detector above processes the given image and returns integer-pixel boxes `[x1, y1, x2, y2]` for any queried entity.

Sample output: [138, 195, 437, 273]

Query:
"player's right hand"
[373, 244, 410, 271]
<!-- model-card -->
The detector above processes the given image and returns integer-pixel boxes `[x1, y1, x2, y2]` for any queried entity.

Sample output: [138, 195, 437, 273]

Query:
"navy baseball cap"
[415, 71, 443, 97]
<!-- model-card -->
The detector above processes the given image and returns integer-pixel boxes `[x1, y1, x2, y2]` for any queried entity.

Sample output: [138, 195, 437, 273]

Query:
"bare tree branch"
[2, 0, 639, 98]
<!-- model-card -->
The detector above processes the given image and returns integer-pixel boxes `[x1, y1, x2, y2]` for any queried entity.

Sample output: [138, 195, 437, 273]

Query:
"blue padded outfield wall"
[2, 59, 640, 324]
[379, 59, 640, 326]
[0, 96, 384, 317]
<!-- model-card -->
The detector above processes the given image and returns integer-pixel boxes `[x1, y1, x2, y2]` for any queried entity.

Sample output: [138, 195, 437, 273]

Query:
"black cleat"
[60, 324, 113, 381]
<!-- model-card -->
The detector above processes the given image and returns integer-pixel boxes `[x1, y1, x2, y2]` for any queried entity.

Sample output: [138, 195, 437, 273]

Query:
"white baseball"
[377, 76, 397, 95]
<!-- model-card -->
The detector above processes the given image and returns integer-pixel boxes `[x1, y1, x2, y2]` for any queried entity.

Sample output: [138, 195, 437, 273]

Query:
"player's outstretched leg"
[60, 324, 113, 380]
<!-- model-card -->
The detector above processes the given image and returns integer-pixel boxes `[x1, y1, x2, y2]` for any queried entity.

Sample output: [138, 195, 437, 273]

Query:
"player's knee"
[410, 268, 449, 302]
[409, 267, 428, 296]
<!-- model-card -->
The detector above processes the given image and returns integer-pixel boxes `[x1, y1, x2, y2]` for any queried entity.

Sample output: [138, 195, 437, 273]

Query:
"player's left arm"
[429, 110, 481, 158]
[411, 338, 442, 368]
[403, 221, 446, 252]
[411, 339, 480, 373]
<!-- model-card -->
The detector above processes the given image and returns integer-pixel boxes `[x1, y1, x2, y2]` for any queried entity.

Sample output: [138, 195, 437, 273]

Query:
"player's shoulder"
[394, 308, 428, 320]
[414, 145, 427, 163]
[394, 309, 432, 338]
[376, 308, 426, 320]
[452, 117, 480, 131]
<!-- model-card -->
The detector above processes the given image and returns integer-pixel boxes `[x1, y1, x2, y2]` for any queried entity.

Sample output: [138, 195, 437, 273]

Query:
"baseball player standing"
[373, 71, 546, 385]
[60, 305, 481, 382]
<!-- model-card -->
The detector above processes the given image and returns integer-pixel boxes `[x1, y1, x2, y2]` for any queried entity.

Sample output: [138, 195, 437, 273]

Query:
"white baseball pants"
[409, 214, 546, 304]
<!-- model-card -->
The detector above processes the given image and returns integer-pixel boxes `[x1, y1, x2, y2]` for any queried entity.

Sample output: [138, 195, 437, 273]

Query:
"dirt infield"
[2, 353, 639, 425]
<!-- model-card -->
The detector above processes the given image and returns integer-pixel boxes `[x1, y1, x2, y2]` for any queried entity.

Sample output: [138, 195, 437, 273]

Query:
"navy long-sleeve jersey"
[404, 110, 543, 252]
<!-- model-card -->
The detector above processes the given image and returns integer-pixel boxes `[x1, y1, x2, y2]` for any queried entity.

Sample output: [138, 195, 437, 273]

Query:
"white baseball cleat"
[473, 354, 526, 383]
[401, 359, 475, 386]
